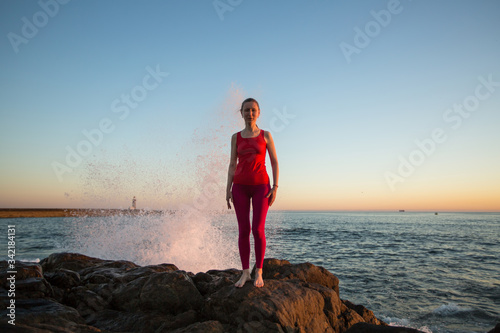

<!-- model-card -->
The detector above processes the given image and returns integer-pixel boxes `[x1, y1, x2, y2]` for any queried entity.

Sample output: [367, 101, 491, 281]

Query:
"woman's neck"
[244, 122, 259, 133]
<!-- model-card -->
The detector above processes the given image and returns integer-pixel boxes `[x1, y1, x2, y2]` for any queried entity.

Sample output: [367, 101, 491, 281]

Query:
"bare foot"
[235, 269, 251, 288]
[254, 268, 264, 288]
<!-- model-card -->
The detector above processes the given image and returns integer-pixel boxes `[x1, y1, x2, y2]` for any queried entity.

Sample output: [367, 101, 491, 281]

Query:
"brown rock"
[335, 302, 365, 332]
[303, 282, 343, 328]
[204, 279, 335, 332]
[343, 299, 387, 326]
[256, 258, 340, 295]
[112, 270, 203, 315]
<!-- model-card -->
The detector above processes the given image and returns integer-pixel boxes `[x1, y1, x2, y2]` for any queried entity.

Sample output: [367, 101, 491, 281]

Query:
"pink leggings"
[231, 183, 271, 269]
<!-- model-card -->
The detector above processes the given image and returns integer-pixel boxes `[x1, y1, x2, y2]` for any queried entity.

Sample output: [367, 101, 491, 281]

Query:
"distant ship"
[399, 210, 405, 212]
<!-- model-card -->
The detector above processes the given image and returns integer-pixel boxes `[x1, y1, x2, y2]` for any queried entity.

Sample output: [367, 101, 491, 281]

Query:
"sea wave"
[19, 258, 40, 263]
[384, 317, 433, 333]
[432, 302, 472, 316]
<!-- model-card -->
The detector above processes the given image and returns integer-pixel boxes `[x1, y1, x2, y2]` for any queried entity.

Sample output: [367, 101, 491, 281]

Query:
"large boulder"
[204, 279, 339, 332]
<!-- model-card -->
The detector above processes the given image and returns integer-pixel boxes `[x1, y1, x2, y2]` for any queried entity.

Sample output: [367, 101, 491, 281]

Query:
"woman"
[226, 98, 279, 288]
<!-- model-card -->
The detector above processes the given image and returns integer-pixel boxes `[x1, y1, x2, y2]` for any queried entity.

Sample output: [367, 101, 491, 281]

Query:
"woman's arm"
[264, 131, 279, 206]
[226, 133, 238, 209]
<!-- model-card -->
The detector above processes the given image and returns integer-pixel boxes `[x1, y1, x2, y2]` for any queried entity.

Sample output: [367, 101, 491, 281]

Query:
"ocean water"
[1, 211, 499, 332]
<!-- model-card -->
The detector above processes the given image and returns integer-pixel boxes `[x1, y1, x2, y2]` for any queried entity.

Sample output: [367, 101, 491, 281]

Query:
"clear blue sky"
[1, 0, 499, 211]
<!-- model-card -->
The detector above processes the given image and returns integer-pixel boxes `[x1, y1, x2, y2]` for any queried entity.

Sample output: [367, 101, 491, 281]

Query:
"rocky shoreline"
[1, 253, 497, 332]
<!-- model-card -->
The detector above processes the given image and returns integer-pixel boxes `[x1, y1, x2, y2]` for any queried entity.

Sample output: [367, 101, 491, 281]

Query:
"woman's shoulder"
[262, 130, 275, 145]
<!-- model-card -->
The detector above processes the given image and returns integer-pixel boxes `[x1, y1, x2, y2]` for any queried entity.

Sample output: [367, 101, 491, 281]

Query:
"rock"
[488, 323, 500, 333]
[44, 268, 82, 303]
[85, 308, 199, 332]
[342, 299, 387, 326]
[159, 310, 200, 331]
[336, 303, 365, 332]
[79, 259, 140, 285]
[5, 298, 98, 332]
[169, 320, 226, 333]
[256, 258, 340, 295]
[112, 270, 203, 315]
[141, 270, 202, 314]
[120, 263, 179, 283]
[1, 262, 54, 304]
[0, 261, 44, 298]
[204, 279, 337, 332]
[0, 261, 43, 281]
[304, 282, 344, 329]
[192, 268, 241, 296]
[86, 308, 172, 332]
[41, 253, 109, 273]
[64, 286, 108, 317]
[15, 277, 54, 299]
[45, 268, 81, 289]
[1, 253, 395, 332]
[0, 322, 52, 332]
[0, 321, 101, 333]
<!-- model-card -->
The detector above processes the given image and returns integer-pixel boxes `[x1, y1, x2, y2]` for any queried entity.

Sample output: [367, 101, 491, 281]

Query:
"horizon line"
[1, 208, 499, 214]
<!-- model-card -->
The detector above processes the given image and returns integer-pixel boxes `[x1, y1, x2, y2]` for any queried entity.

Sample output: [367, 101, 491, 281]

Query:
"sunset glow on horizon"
[1, 1, 499, 212]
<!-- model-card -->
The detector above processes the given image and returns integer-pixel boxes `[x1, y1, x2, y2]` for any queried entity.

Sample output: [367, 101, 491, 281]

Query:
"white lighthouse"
[130, 196, 137, 210]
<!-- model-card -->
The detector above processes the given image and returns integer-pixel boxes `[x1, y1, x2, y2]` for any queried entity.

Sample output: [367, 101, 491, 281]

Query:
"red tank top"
[233, 129, 270, 185]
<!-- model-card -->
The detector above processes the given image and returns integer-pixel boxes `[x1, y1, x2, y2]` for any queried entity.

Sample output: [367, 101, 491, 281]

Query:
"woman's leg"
[251, 183, 271, 282]
[231, 184, 251, 269]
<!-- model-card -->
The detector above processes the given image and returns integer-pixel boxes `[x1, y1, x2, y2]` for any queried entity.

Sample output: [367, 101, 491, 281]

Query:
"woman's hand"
[226, 190, 233, 209]
[265, 186, 278, 207]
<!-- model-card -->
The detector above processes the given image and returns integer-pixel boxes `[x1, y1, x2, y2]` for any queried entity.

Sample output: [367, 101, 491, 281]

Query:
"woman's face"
[241, 101, 260, 122]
